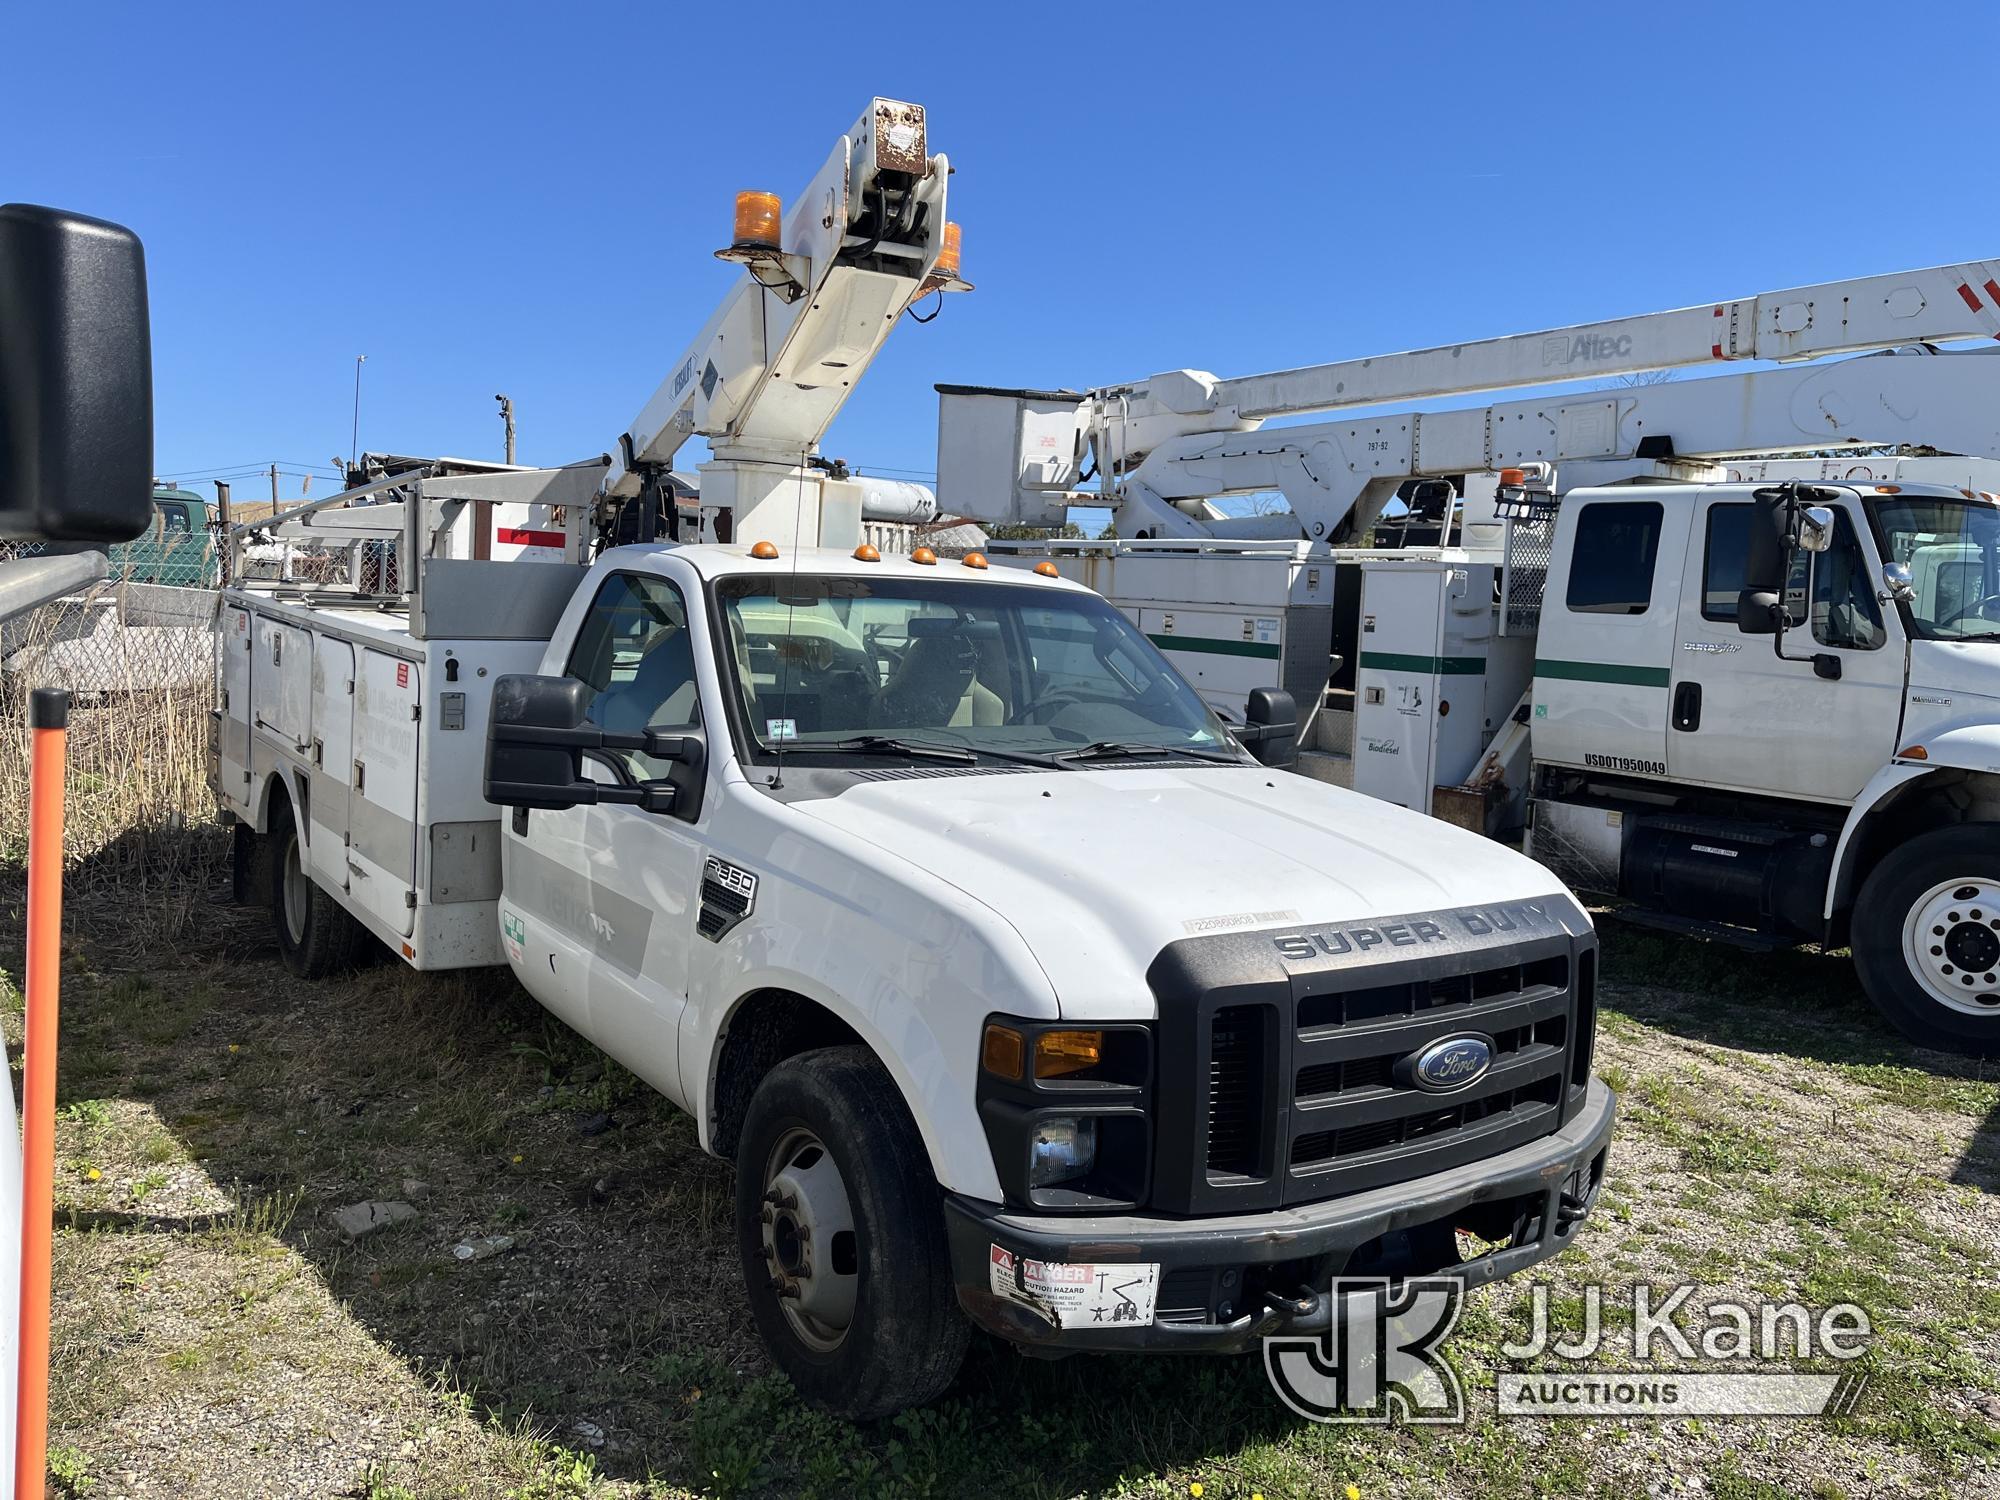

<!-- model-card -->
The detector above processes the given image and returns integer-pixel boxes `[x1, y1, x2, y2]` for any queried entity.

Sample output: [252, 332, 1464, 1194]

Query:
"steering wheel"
[1940, 592, 2000, 628]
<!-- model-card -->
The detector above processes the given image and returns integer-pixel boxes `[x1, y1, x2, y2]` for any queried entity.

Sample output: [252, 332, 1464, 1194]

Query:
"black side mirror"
[1735, 588, 1782, 635]
[0, 205, 153, 542]
[484, 673, 706, 821]
[1240, 686, 1298, 769]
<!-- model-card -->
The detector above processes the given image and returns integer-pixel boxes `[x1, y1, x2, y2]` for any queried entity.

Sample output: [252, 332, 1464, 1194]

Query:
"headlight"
[1028, 1116, 1097, 1188]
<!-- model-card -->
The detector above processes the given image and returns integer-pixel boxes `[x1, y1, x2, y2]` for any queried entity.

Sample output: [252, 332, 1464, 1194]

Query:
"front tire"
[1854, 824, 2000, 1056]
[735, 1046, 969, 1418]
[269, 801, 364, 979]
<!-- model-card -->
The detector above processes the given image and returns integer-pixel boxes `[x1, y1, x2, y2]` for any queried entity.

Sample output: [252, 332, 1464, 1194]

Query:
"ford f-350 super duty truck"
[209, 98, 1610, 1417]
[214, 519, 1612, 1415]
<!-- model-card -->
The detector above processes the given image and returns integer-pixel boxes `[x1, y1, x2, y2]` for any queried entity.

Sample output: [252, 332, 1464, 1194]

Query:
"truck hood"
[792, 766, 1580, 1019]
[1904, 638, 2000, 744]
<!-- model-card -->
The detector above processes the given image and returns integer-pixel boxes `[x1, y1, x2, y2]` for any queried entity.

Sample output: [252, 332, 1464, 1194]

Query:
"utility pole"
[496, 394, 516, 465]
[351, 354, 367, 470]
[269, 462, 279, 504]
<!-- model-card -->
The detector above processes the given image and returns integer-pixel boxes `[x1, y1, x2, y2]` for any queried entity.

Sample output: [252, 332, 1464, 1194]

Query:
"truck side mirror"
[1735, 588, 1782, 635]
[486, 675, 598, 811]
[0, 205, 153, 542]
[1240, 686, 1298, 769]
[485, 673, 707, 821]
[1796, 504, 1835, 555]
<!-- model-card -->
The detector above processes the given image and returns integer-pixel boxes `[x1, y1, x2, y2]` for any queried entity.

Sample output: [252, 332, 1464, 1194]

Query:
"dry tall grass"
[0, 589, 225, 924]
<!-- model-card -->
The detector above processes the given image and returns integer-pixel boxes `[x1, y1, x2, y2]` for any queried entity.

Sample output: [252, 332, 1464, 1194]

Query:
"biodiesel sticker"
[502, 910, 526, 964]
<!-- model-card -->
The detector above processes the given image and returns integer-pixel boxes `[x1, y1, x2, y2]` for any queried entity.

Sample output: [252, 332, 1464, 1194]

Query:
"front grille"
[1205, 1007, 1266, 1180]
[1150, 903, 1590, 1214]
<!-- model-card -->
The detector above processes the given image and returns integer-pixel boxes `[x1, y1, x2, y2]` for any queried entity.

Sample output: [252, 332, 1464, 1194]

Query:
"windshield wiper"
[1053, 740, 1242, 765]
[807, 735, 979, 764]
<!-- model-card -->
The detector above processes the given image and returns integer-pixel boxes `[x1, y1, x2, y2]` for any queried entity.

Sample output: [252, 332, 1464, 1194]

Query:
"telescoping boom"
[940, 258, 2000, 543]
[609, 97, 967, 545]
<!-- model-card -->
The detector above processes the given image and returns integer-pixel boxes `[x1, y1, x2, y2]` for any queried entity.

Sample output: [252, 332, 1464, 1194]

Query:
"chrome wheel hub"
[759, 1126, 858, 1352]
[1903, 877, 2000, 1017]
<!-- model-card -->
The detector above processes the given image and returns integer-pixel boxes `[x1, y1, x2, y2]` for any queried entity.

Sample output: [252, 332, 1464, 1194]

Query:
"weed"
[47, 1444, 95, 1495]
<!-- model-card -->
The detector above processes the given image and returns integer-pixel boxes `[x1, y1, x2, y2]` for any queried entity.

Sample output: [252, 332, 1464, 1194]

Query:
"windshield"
[713, 574, 1241, 763]
[1872, 497, 2000, 640]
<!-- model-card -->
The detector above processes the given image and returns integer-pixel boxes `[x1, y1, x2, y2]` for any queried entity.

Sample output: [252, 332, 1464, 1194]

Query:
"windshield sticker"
[765, 718, 798, 742]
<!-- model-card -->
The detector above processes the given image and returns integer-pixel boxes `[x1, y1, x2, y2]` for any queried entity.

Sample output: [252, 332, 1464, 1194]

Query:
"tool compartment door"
[1137, 605, 1284, 716]
[352, 650, 420, 936]
[309, 637, 356, 891]
[253, 616, 312, 753]
[1350, 565, 1447, 811]
[218, 605, 253, 805]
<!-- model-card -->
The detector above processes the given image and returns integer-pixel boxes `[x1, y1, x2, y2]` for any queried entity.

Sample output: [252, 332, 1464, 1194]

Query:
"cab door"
[505, 565, 709, 1108]
[1666, 493, 1904, 805]
[1532, 496, 1683, 780]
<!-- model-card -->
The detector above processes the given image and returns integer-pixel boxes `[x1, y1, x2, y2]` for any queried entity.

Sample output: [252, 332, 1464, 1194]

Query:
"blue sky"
[9, 2, 2000, 512]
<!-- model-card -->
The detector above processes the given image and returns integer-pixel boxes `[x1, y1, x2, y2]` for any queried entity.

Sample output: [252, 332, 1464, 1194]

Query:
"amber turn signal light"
[1034, 1030, 1104, 1079]
[982, 1023, 1025, 1081]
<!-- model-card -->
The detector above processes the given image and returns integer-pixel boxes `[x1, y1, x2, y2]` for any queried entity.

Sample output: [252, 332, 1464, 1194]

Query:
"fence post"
[16, 687, 66, 1498]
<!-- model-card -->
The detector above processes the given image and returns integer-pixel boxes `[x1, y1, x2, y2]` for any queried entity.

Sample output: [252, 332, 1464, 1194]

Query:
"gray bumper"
[946, 1078, 1615, 1354]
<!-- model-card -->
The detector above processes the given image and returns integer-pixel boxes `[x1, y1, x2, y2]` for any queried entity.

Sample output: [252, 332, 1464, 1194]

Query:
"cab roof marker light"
[853, 543, 881, 562]
[962, 552, 989, 570]
[749, 540, 780, 560]
[1033, 561, 1060, 578]
[911, 546, 937, 566]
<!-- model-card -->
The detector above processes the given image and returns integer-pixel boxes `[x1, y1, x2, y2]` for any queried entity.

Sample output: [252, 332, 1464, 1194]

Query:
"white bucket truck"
[941, 260, 2000, 1054]
[212, 102, 1612, 1415]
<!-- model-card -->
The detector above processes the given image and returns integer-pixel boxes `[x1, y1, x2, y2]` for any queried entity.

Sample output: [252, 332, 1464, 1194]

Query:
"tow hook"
[1556, 1190, 1590, 1225]
[1264, 1287, 1319, 1321]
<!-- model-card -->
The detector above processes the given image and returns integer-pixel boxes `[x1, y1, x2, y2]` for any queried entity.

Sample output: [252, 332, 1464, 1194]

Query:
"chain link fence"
[1, 568, 221, 886]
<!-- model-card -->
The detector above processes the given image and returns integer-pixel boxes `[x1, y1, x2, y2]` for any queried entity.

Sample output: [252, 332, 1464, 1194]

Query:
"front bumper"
[947, 1077, 1615, 1354]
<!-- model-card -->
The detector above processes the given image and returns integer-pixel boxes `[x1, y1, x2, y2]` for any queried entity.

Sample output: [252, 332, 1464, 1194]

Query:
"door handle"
[1672, 681, 1702, 733]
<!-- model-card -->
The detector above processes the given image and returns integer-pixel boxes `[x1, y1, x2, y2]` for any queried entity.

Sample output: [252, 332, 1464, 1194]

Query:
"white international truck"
[211, 101, 1613, 1416]
[940, 260, 2000, 1055]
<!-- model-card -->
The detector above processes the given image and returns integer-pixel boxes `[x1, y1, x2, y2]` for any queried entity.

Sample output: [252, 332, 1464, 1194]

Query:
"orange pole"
[17, 688, 66, 1500]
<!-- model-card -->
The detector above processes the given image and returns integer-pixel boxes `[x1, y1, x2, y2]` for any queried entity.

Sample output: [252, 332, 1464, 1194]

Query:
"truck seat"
[878, 635, 1002, 729]
[594, 629, 699, 732]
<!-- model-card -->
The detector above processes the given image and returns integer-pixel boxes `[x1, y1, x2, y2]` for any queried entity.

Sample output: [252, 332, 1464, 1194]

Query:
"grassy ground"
[16, 854, 2000, 1499]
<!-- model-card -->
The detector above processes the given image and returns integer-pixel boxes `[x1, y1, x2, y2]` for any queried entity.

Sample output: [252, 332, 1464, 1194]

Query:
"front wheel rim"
[759, 1126, 858, 1353]
[1901, 877, 2000, 1017]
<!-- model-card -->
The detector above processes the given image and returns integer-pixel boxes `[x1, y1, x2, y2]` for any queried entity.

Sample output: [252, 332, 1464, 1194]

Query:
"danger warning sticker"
[988, 1245, 1159, 1329]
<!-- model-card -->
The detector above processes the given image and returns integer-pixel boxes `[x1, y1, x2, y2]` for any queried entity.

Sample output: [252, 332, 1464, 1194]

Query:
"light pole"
[350, 354, 367, 470]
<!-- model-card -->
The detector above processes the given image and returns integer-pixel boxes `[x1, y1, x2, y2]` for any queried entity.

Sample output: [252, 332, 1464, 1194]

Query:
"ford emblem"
[1408, 1033, 1493, 1093]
